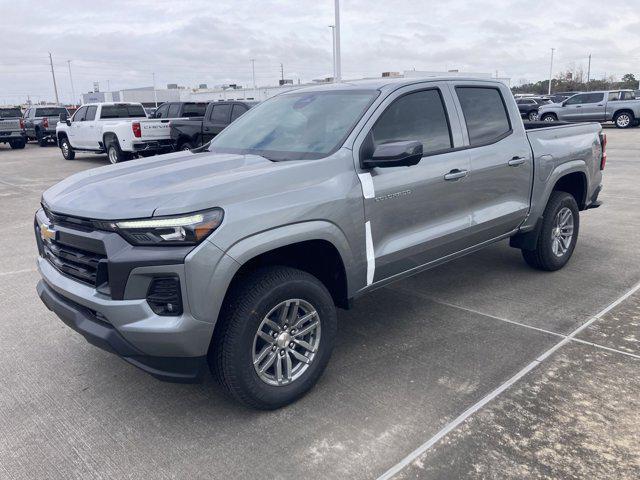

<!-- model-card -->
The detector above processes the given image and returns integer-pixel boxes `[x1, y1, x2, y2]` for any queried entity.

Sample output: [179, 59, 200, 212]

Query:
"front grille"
[42, 238, 107, 286]
[42, 207, 96, 232]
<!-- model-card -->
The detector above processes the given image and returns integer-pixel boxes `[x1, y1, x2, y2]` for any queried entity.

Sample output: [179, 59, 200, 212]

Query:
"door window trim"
[454, 85, 513, 149]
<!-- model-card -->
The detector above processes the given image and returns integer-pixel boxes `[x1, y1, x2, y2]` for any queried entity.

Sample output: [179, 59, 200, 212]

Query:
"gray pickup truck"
[0, 107, 27, 149]
[24, 105, 70, 146]
[34, 78, 605, 409]
[538, 90, 640, 128]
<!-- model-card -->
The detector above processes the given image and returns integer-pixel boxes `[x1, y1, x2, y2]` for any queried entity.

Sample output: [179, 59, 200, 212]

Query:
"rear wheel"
[37, 130, 48, 147]
[541, 113, 557, 122]
[522, 191, 579, 271]
[179, 142, 193, 151]
[210, 266, 337, 409]
[60, 137, 75, 160]
[614, 111, 634, 129]
[107, 142, 129, 164]
[527, 110, 539, 121]
[9, 139, 26, 149]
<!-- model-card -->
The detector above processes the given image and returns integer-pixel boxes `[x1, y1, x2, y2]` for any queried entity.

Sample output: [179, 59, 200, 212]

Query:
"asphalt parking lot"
[1, 129, 639, 479]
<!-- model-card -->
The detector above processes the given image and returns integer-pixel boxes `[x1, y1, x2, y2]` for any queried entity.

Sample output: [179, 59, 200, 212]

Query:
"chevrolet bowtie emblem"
[40, 224, 57, 241]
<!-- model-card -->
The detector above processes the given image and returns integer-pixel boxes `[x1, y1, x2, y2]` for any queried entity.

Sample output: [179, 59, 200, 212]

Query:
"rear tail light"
[43, 117, 49, 128]
[19, 118, 24, 129]
[132, 122, 141, 138]
[599, 132, 607, 170]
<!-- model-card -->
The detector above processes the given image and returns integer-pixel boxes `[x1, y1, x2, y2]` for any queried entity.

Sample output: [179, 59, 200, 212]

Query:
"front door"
[68, 106, 87, 147]
[356, 84, 472, 283]
[451, 83, 532, 243]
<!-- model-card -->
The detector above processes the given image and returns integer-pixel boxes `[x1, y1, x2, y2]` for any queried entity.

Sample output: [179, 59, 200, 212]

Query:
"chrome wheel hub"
[252, 299, 321, 386]
[551, 207, 574, 257]
[108, 147, 118, 164]
[617, 114, 630, 127]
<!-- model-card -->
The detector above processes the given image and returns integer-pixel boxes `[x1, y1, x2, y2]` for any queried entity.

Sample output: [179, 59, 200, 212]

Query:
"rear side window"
[621, 91, 635, 100]
[35, 107, 67, 117]
[210, 104, 231, 123]
[168, 104, 181, 117]
[100, 104, 146, 119]
[85, 106, 97, 121]
[372, 89, 452, 155]
[183, 103, 207, 117]
[230, 104, 248, 122]
[456, 87, 511, 146]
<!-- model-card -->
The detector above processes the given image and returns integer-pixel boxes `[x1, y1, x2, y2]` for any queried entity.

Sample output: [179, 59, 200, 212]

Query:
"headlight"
[113, 208, 224, 246]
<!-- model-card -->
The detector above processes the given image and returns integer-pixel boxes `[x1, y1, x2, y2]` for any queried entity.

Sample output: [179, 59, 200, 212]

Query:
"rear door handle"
[444, 169, 468, 181]
[508, 156, 526, 166]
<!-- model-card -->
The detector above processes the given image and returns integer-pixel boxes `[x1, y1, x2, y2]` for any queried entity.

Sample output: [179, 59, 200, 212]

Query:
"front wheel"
[541, 113, 557, 122]
[210, 266, 337, 409]
[522, 191, 579, 271]
[614, 111, 634, 129]
[179, 142, 193, 151]
[528, 110, 539, 121]
[60, 137, 75, 159]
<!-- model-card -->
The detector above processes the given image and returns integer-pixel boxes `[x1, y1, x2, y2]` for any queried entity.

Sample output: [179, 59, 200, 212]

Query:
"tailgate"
[139, 119, 171, 140]
[0, 119, 20, 132]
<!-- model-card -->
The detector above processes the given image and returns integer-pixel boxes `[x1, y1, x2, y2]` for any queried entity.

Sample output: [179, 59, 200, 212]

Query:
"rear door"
[451, 82, 532, 243]
[578, 92, 606, 121]
[355, 82, 473, 282]
[203, 103, 231, 142]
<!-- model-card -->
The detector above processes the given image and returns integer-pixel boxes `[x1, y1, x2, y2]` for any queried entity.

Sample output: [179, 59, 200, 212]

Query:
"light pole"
[250, 59, 256, 89]
[329, 25, 336, 81]
[548, 48, 555, 95]
[67, 60, 76, 106]
[334, 0, 341, 82]
[152, 72, 158, 107]
[48, 52, 60, 105]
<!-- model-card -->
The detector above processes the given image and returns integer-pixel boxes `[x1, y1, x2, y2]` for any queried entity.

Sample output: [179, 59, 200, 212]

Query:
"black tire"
[613, 111, 634, 129]
[527, 110, 539, 121]
[179, 141, 193, 151]
[210, 266, 337, 410]
[60, 137, 75, 160]
[37, 130, 48, 147]
[107, 141, 128, 164]
[522, 191, 579, 271]
[541, 113, 557, 122]
[9, 139, 26, 149]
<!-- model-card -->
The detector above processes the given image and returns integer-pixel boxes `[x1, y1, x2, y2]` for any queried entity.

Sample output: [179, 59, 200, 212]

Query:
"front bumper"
[37, 278, 207, 383]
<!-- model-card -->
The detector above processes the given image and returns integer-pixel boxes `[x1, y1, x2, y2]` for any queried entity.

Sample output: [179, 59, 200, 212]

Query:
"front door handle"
[444, 169, 468, 181]
[508, 156, 526, 166]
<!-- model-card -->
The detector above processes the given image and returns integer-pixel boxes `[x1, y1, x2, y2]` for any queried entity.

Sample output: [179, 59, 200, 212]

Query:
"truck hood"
[42, 151, 303, 220]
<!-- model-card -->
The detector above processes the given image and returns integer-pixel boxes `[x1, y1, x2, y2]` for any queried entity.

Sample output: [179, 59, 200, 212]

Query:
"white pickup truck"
[56, 102, 174, 163]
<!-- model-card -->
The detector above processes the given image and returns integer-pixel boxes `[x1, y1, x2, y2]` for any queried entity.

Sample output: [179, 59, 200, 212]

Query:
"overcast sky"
[1, 0, 639, 104]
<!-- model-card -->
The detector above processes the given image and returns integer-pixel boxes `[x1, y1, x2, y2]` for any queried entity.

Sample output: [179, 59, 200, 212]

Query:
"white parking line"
[0, 268, 36, 277]
[377, 280, 640, 480]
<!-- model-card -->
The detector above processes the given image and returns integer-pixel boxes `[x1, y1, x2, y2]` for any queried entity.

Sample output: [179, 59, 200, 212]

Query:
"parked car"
[35, 78, 604, 409]
[55, 102, 174, 163]
[169, 101, 257, 150]
[23, 105, 70, 146]
[538, 90, 640, 128]
[144, 107, 157, 117]
[516, 97, 552, 121]
[0, 106, 27, 149]
[548, 91, 581, 104]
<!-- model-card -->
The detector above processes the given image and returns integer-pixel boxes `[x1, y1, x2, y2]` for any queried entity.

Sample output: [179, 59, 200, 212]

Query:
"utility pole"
[152, 72, 158, 107]
[280, 63, 284, 82]
[250, 59, 256, 89]
[329, 25, 336, 81]
[48, 52, 60, 105]
[586, 53, 592, 88]
[67, 60, 76, 106]
[548, 48, 555, 95]
[334, 0, 342, 81]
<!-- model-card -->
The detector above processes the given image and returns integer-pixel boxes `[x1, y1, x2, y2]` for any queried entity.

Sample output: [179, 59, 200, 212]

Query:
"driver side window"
[154, 104, 170, 118]
[73, 107, 87, 122]
[371, 89, 452, 155]
[565, 95, 584, 105]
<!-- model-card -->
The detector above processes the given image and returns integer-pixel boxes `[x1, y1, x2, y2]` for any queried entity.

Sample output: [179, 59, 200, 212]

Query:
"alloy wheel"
[252, 299, 321, 386]
[551, 207, 574, 257]
[617, 114, 631, 128]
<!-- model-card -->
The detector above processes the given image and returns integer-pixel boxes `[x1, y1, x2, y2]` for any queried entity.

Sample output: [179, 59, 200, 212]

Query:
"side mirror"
[59, 112, 70, 126]
[561, 100, 568, 107]
[361, 140, 423, 169]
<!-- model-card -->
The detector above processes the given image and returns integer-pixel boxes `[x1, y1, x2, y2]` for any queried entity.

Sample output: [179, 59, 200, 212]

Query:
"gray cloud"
[1, 0, 639, 104]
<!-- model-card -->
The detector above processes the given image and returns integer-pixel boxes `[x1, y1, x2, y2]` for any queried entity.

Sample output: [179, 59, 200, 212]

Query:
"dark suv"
[516, 97, 552, 121]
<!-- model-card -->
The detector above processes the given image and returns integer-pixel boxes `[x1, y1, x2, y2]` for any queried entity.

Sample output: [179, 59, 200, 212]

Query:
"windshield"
[35, 107, 67, 117]
[208, 90, 379, 160]
[100, 104, 147, 119]
[0, 108, 22, 118]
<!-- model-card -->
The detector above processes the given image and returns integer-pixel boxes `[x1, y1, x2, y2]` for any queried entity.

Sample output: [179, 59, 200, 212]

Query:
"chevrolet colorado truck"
[0, 107, 27, 149]
[35, 78, 605, 409]
[55, 102, 173, 164]
[23, 105, 70, 146]
[169, 101, 257, 150]
[539, 89, 640, 128]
